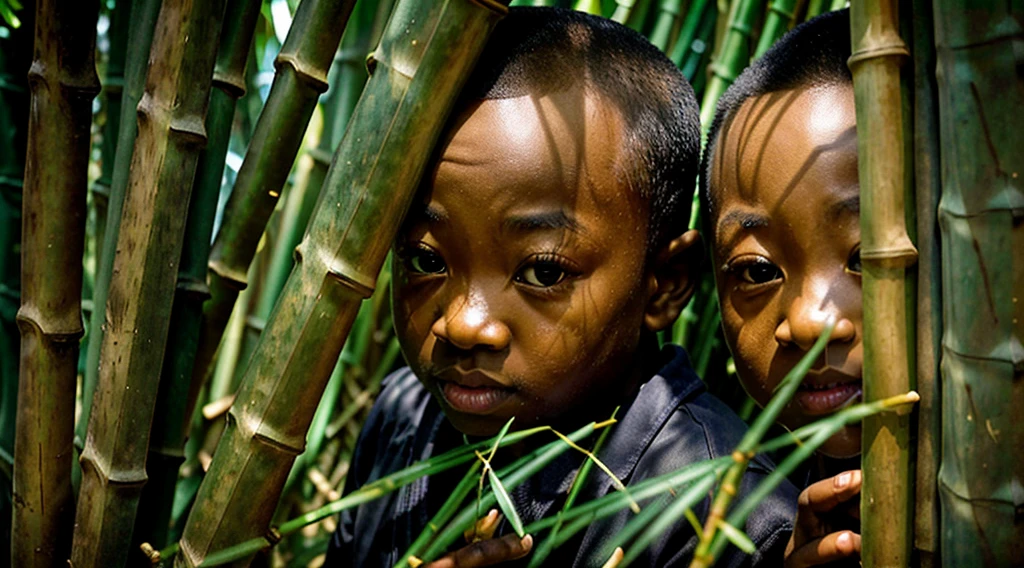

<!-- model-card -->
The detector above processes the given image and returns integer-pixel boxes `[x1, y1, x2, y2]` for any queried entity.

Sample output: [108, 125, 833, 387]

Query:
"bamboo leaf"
[487, 468, 525, 537]
[715, 519, 755, 554]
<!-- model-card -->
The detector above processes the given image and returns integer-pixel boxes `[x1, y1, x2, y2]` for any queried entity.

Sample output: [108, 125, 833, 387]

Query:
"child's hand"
[423, 533, 533, 568]
[784, 470, 862, 567]
[422, 509, 533, 568]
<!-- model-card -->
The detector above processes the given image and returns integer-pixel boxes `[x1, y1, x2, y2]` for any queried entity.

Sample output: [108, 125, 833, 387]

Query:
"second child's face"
[709, 84, 863, 457]
[393, 90, 661, 437]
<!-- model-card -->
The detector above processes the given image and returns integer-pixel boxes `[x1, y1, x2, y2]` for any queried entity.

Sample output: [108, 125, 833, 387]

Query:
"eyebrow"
[502, 210, 583, 234]
[412, 204, 448, 225]
[827, 194, 860, 223]
[715, 210, 769, 253]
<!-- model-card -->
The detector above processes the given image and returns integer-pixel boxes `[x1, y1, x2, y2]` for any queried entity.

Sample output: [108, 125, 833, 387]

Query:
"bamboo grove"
[0, 0, 1019, 566]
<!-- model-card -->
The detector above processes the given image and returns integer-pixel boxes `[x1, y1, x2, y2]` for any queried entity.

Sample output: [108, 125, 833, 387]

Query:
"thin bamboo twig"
[174, 2, 512, 565]
[848, 2, 916, 566]
[70, 0, 227, 564]
[12, 2, 100, 565]
[690, 322, 835, 568]
[934, 0, 1024, 564]
[188, 0, 359, 404]
[132, 0, 263, 554]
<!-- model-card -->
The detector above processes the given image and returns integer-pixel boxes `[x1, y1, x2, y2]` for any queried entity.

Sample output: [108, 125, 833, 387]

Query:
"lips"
[794, 368, 862, 416]
[437, 369, 515, 415]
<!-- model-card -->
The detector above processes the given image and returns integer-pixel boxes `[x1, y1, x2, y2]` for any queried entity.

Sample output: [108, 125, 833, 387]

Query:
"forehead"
[709, 84, 858, 240]
[426, 89, 642, 220]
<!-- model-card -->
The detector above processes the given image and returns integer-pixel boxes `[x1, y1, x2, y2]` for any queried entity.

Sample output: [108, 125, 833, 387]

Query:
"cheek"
[722, 304, 780, 406]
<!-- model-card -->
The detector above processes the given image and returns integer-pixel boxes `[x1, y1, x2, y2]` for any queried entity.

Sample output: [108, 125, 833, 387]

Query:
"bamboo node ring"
[468, 0, 510, 16]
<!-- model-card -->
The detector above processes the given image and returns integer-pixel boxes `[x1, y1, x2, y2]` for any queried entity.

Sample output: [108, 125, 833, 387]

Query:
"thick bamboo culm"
[933, 1, 1024, 565]
[12, 1, 100, 566]
[910, 0, 941, 563]
[188, 0, 359, 410]
[74, 0, 163, 490]
[849, 2, 917, 567]
[70, 0, 227, 565]
[174, 1, 512, 565]
[132, 0, 264, 554]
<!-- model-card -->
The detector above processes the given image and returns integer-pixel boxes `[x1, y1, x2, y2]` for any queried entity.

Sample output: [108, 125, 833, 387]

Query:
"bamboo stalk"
[753, 0, 796, 57]
[91, 0, 133, 256]
[188, 0, 359, 405]
[70, 0, 227, 565]
[0, 7, 33, 562]
[910, 0, 941, 564]
[648, 0, 685, 51]
[933, 1, 1024, 565]
[848, 2, 916, 567]
[131, 0, 263, 555]
[698, 0, 762, 130]
[74, 0, 163, 490]
[175, 1, 511, 565]
[12, 1, 100, 565]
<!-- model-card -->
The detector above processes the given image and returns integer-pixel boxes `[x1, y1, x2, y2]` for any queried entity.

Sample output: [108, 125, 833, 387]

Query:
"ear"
[644, 230, 703, 332]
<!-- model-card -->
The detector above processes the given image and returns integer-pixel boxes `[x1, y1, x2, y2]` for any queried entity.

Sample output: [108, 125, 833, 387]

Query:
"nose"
[775, 279, 856, 351]
[431, 292, 511, 352]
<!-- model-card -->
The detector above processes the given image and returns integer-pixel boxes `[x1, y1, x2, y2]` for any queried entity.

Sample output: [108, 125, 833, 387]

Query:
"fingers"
[797, 470, 862, 519]
[785, 530, 861, 568]
[464, 509, 501, 543]
[426, 533, 534, 568]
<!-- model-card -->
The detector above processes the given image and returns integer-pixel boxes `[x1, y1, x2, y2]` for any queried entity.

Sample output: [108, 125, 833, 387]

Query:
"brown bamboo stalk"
[848, 2, 917, 567]
[12, 1, 100, 566]
[174, 1, 511, 565]
[69, 0, 226, 565]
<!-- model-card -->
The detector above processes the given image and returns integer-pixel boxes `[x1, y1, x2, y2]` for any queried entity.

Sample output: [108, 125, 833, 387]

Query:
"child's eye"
[847, 247, 862, 274]
[515, 256, 574, 288]
[725, 257, 782, 287]
[405, 247, 447, 275]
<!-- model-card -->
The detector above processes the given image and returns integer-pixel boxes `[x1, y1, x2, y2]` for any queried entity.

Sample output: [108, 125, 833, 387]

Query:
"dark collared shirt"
[326, 346, 797, 567]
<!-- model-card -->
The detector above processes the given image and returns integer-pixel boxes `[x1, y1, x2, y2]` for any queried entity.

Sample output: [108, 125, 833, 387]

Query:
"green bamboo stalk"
[175, 2, 511, 565]
[804, 0, 825, 18]
[131, 0, 263, 555]
[188, 0, 359, 405]
[934, 1, 1024, 565]
[753, 0, 796, 57]
[0, 6, 33, 562]
[70, 0, 227, 564]
[91, 0, 133, 256]
[910, 0, 940, 564]
[12, 1, 99, 565]
[572, 0, 602, 15]
[74, 0, 162, 491]
[849, 3, 916, 567]
[698, 0, 762, 130]
[667, 0, 709, 66]
[611, 0, 652, 29]
[648, 0, 685, 51]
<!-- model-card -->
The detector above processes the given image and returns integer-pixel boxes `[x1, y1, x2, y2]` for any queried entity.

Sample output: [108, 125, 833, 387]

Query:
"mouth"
[794, 368, 862, 416]
[437, 370, 515, 415]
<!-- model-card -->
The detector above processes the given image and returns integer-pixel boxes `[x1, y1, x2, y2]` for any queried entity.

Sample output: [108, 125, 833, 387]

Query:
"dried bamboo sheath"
[849, 2, 916, 567]
[13, 1, 100, 566]
[176, 1, 511, 565]
[70, 0, 226, 565]
[934, 2, 1024, 565]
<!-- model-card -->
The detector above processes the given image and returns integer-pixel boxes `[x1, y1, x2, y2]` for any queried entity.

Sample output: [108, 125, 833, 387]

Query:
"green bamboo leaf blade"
[70, 0, 227, 564]
[75, 0, 163, 486]
[753, 0, 797, 58]
[594, 494, 671, 562]
[133, 0, 264, 553]
[933, 1, 1024, 564]
[175, 3, 511, 565]
[192, 0, 359, 393]
[398, 460, 483, 565]
[715, 520, 755, 554]
[617, 474, 718, 567]
[12, 1, 99, 565]
[487, 468, 525, 537]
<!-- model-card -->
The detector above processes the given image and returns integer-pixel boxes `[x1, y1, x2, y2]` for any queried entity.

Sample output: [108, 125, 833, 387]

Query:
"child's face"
[709, 84, 863, 458]
[392, 89, 691, 437]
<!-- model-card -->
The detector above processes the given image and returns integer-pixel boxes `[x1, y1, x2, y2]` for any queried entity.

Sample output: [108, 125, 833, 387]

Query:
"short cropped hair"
[458, 7, 702, 251]
[699, 8, 852, 225]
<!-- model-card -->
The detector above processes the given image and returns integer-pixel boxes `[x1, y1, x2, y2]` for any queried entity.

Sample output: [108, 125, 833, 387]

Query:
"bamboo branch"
[174, 2, 512, 565]
[848, 3, 916, 567]
[12, 2, 100, 565]
[70, 0, 227, 564]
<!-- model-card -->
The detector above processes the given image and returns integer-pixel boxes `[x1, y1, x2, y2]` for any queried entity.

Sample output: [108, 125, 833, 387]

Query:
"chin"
[816, 424, 863, 459]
